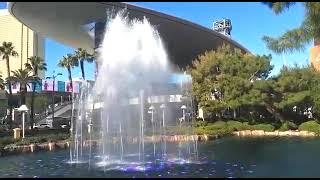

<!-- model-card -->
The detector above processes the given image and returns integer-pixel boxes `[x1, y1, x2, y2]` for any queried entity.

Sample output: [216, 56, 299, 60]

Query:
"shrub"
[14, 133, 70, 146]
[192, 120, 208, 127]
[298, 121, 320, 134]
[226, 121, 245, 131]
[242, 122, 253, 130]
[194, 120, 233, 136]
[213, 120, 227, 127]
[278, 123, 289, 131]
[0, 137, 15, 148]
[252, 124, 275, 132]
[278, 121, 298, 131]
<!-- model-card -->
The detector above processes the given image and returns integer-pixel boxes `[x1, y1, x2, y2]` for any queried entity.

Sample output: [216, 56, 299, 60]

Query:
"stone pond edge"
[1, 130, 318, 156]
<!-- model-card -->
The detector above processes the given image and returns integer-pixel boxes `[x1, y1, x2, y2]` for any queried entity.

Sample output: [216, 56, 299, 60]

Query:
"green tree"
[25, 56, 47, 128]
[271, 66, 320, 124]
[0, 42, 18, 123]
[26, 95, 49, 123]
[8, 69, 39, 106]
[74, 48, 93, 80]
[262, 2, 320, 53]
[188, 44, 273, 121]
[58, 54, 78, 91]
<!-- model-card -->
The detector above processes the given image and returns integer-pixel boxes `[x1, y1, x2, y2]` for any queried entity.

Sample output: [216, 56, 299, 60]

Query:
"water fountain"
[68, 10, 199, 172]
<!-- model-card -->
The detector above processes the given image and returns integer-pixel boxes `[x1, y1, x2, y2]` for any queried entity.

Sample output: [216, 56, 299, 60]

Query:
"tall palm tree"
[0, 42, 18, 122]
[58, 54, 78, 91]
[25, 56, 47, 128]
[8, 69, 39, 106]
[74, 48, 93, 80]
[262, 2, 320, 54]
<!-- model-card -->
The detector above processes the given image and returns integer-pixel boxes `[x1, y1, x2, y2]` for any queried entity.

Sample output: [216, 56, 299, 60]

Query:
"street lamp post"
[16, 105, 29, 139]
[181, 105, 187, 127]
[46, 71, 62, 122]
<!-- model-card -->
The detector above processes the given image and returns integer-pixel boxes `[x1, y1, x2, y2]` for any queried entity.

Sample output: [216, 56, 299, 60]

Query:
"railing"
[35, 101, 72, 124]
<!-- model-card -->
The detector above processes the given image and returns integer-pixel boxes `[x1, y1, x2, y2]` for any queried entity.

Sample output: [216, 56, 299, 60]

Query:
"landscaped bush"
[226, 120, 245, 131]
[192, 120, 208, 127]
[278, 121, 298, 131]
[241, 122, 253, 130]
[25, 128, 69, 136]
[278, 123, 289, 131]
[165, 126, 191, 135]
[194, 125, 232, 136]
[14, 133, 70, 146]
[251, 124, 275, 132]
[0, 137, 15, 149]
[298, 121, 320, 134]
[213, 120, 227, 127]
[194, 120, 233, 136]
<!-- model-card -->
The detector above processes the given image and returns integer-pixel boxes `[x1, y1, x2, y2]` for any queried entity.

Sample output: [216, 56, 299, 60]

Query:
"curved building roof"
[8, 2, 250, 68]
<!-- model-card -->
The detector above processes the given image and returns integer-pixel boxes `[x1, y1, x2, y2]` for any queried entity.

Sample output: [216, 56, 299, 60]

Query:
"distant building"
[0, 9, 45, 79]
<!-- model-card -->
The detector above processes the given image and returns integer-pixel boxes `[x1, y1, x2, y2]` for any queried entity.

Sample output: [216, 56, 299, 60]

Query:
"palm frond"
[262, 2, 296, 14]
[262, 22, 313, 54]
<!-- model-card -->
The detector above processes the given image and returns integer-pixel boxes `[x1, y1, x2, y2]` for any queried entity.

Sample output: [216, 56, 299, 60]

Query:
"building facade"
[0, 9, 45, 79]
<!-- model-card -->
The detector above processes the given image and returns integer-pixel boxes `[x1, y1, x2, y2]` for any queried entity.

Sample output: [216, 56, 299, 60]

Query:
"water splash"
[69, 10, 198, 170]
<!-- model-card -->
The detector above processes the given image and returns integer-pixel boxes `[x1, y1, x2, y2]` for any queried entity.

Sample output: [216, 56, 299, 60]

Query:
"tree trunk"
[30, 81, 36, 129]
[6, 57, 13, 125]
[20, 85, 26, 105]
[68, 67, 73, 90]
[80, 60, 85, 80]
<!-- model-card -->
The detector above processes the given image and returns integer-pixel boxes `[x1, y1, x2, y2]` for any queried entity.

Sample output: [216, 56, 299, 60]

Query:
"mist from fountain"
[68, 10, 199, 171]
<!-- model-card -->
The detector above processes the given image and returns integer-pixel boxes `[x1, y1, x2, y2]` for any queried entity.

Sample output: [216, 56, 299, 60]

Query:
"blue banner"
[58, 81, 65, 92]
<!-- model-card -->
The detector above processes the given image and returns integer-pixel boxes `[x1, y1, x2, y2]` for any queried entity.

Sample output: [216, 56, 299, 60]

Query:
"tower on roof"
[213, 18, 232, 38]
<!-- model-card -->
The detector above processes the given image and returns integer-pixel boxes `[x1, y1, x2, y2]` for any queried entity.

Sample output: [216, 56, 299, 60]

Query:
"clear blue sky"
[0, 2, 311, 81]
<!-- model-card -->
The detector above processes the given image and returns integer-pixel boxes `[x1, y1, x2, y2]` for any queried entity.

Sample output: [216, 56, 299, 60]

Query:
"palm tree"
[58, 54, 78, 91]
[74, 48, 93, 80]
[262, 2, 319, 54]
[25, 56, 47, 128]
[0, 42, 18, 122]
[8, 69, 39, 106]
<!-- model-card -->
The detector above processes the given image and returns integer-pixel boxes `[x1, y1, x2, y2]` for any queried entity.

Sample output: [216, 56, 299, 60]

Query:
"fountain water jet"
[69, 10, 199, 171]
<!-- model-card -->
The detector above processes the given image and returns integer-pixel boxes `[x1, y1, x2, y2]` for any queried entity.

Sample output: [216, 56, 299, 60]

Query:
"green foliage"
[194, 120, 277, 136]
[189, 44, 273, 120]
[262, 2, 320, 53]
[213, 120, 227, 127]
[26, 95, 48, 114]
[0, 129, 70, 150]
[192, 120, 208, 127]
[278, 121, 298, 131]
[0, 137, 15, 149]
[15, 133, 70, 146]
[251, 124, 275, 132]
[298, 121, 320, 134]
[8, 69, 39, 105]
[226, 120, 246, 131]
[165, 126, 191, 135]
[74, 48, 94, 80]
